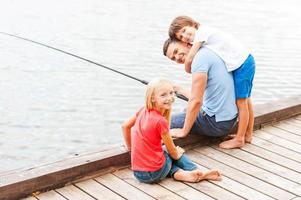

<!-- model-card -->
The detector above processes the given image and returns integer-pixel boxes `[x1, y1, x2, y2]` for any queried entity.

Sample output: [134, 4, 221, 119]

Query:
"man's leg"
[219, 98, 249, 149]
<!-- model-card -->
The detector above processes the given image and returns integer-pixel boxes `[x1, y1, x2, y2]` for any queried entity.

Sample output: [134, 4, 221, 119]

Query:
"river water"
[0, 0, 301, 172]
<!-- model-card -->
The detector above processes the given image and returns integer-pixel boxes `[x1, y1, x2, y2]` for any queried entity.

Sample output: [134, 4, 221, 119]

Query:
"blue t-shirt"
[191, 47, 237, 122]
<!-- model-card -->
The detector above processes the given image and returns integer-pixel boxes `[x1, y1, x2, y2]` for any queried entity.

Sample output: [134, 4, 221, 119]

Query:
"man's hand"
[170, 128, 187, 138]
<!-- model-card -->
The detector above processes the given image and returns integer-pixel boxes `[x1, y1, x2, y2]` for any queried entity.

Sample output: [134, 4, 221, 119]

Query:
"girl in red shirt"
[122, 78, 221, 183]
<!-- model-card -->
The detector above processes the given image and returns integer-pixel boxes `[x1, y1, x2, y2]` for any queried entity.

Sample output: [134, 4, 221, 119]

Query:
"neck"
[154, 106, 166, 116]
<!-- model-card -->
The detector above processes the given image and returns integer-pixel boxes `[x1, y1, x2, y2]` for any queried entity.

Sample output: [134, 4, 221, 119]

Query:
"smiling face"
[176, 26, 197, 43]
[152, 83, 175, 113]
[165, 41, 191, 64]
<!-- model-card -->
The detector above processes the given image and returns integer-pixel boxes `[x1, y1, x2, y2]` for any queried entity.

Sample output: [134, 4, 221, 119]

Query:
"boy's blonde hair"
[145, 78, 173, 123]
[169, 16, 200, 40]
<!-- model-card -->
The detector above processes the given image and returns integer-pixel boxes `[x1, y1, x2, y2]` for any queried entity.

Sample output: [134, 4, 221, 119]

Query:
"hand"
[170, 128, 185, 138]
[173, 84, 182, 93]
[174, 146, 185, 160]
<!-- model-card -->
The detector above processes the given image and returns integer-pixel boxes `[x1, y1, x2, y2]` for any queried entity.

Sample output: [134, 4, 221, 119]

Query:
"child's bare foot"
[245, 132, 253, 143]
[219, 138, 245, 149]
[201, 169, 222, 181]
[173, 169, 203, 183]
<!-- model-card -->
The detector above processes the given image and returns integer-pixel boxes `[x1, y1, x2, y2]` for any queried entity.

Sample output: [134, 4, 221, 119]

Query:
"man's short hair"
[163, 38, 174, 56]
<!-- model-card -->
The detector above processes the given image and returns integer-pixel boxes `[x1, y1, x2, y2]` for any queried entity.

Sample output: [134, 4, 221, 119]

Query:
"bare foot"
[225, 134, 251, 143]
[173, 169, 203, 183]
[245, 132, 253, 143]
[219, 138, 245, 149]
[201, 169, 222, 181]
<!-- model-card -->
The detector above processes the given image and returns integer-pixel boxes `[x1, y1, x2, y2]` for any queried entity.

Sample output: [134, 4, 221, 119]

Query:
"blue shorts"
[233, 54, 256, 99]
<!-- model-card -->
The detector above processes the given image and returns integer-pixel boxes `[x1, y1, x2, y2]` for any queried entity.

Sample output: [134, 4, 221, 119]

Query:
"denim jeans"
[171, 110, 237, 137]
[133, 151, 197, 183]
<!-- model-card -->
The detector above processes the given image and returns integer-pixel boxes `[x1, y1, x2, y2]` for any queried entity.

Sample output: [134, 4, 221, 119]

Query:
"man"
[163, 38, 237, 140]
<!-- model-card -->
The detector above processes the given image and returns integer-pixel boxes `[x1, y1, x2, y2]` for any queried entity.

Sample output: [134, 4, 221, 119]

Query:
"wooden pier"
[1, 96, 300, 200]
[24, 116, 301, 200]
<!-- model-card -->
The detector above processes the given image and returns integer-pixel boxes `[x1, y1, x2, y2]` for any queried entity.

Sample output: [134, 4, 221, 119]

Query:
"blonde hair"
[168, 16, 200, 40]
[145, 78, 173, 123]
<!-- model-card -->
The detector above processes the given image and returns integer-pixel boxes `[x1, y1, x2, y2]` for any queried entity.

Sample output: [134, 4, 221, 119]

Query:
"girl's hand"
[174, 146, 185, 160]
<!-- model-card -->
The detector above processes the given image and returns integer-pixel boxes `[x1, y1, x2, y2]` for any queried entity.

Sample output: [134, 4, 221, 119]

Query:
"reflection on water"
[0, 0, 301, 172]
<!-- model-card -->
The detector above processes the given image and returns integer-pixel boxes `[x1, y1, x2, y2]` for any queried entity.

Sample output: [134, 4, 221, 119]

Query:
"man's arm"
[182, 73, 207, 136]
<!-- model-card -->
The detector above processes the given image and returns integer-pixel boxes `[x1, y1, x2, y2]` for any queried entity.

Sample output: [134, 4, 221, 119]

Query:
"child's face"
[153, 84, 175, 112]
[176, 26, 197, 43]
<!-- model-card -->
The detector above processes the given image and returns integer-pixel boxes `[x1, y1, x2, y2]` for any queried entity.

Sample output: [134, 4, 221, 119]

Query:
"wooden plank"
[21, 196, 37, 200]
[187, 150, 294, 200]
[75, 179, 124, 200]
[185, 180, 243, 200]
[213, 146, 301, 184]
[251, 136, 301, 163]
[284, 118, 301, 128]
[194, 146, 301, 196]
[95, 173, 154, 199]
[295, 115, 301, 121]
[114, 168, 184, 200]
[195, 163, 274, 200]
[159, 178, 214, 200]
[252, 95, 301, 130]
[261, 126, 301, 144]
[36, 190, 66, 200]
[56, 184, 95, 200]
[255, 130, 301, 153]
[240, 143, 301, 172]
[0, 145, 130, 200]
[273, 123, 301, 136]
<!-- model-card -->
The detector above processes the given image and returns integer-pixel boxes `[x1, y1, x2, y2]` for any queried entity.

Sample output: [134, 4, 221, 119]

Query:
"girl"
[168, 16, 256, 149]
[122, 78, 221, 183]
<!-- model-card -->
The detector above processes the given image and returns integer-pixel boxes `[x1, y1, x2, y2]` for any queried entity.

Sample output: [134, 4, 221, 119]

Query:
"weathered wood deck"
[24, 115, 301, 200]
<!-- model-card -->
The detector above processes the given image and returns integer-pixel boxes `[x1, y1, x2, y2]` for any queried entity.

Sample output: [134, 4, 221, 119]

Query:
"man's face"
[166, 41, 191, 64]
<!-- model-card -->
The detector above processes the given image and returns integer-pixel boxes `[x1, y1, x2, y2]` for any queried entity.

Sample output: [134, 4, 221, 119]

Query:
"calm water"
[0, 0, 301, 172]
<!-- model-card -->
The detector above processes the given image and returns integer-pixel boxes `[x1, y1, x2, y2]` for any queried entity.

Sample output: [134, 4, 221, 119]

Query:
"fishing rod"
[0, 31, 188, 101]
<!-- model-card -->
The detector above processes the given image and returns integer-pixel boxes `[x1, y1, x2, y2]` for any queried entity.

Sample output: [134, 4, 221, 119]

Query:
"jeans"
[133, 151, 197, 183]
[171, 110, 237, 137]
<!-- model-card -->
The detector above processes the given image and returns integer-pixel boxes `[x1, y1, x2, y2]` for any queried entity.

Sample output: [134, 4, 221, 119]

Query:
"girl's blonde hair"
[169, 16, 200, 40]
[145, 78, 173, 123]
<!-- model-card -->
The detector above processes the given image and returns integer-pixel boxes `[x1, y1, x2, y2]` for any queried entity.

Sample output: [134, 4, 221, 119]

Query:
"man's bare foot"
[201, 169, 222, 181]
[225, 134, 251, 143]
[173, 169, 203, 183]
[219, 138, 245, 149]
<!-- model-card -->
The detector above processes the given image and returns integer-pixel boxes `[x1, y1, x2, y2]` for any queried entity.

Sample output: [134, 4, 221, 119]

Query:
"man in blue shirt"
[163, 38, 237, 139]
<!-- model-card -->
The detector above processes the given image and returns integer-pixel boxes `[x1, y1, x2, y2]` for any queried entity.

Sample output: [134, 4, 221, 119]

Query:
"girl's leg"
[133, 151, 172, 183]
[172, 154, 222, 182]
[219, 98, 249, 149]
[245, 98, 254, 143]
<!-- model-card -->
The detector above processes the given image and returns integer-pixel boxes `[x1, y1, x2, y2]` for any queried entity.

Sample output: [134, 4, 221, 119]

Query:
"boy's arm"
[185, 41, 203, 73]
[161, 132, 184, 160]
[121, 114, 137, 151]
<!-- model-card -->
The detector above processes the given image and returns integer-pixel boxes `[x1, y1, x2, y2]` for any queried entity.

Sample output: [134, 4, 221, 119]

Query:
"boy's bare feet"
[174, 169, 203, 183]
[201, 169, 222, 181]
[245, 132, 253, 143]
[219, 138, 245, 149]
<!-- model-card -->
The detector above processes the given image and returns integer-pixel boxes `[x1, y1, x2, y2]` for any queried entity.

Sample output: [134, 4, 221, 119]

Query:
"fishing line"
[0, 31, 188, 101]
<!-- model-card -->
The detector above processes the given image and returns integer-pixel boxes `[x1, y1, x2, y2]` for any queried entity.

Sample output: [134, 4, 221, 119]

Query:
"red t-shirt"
[131, 108, 169, 172]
